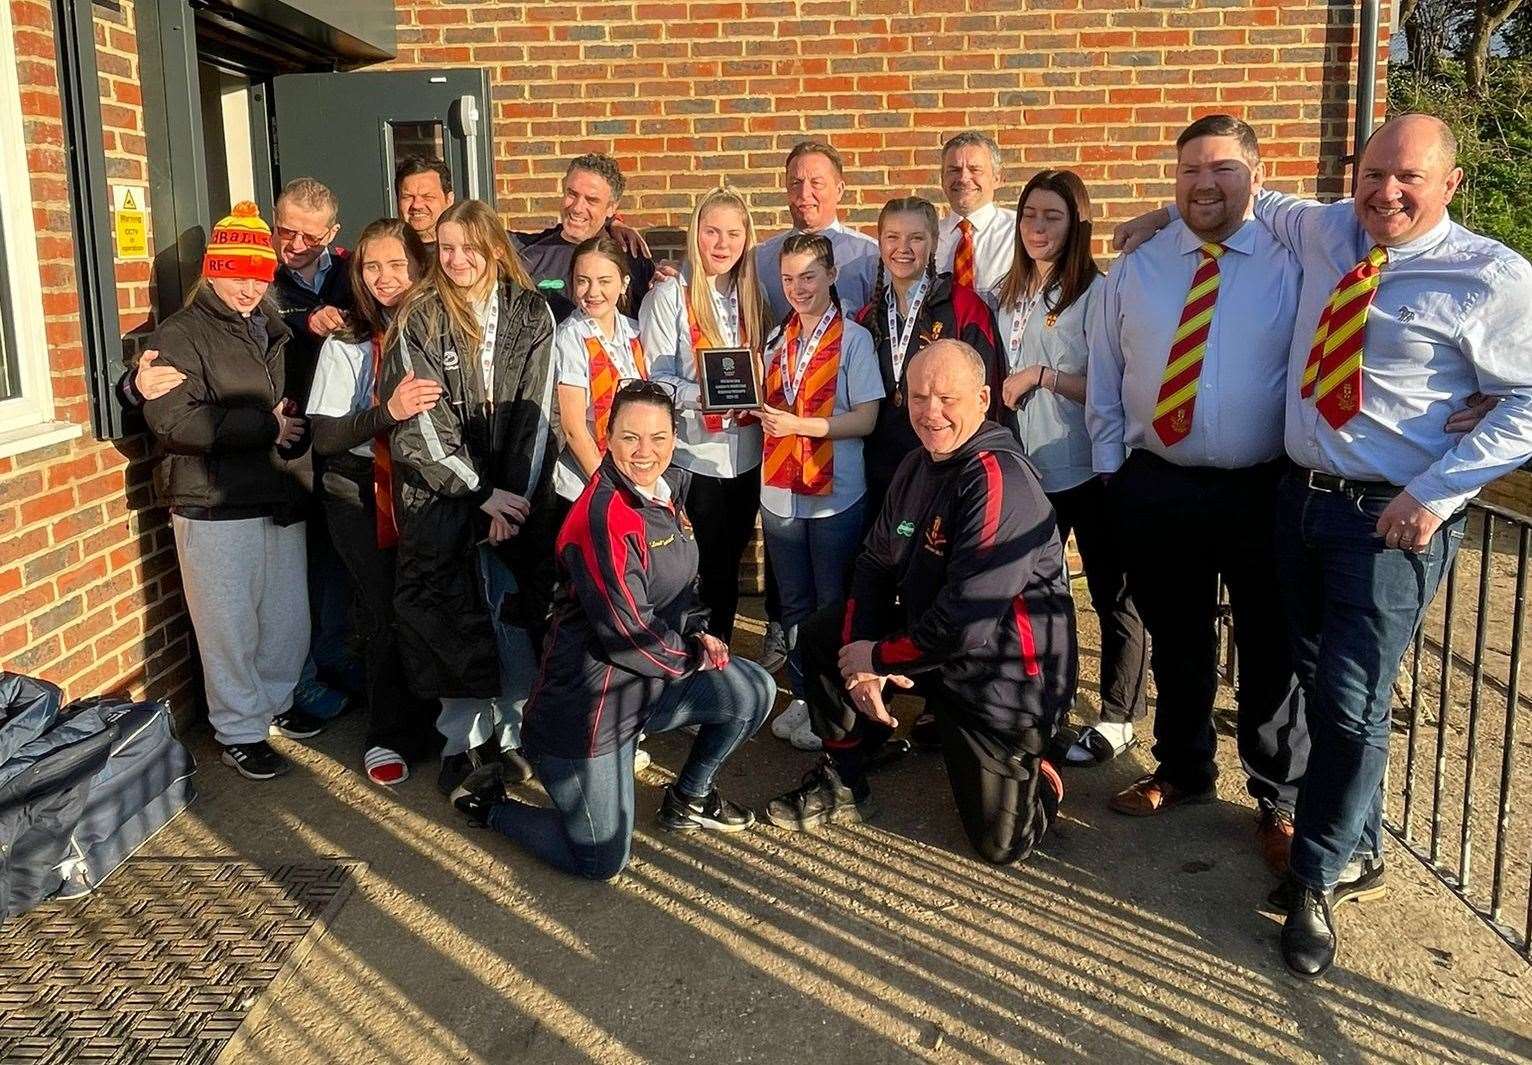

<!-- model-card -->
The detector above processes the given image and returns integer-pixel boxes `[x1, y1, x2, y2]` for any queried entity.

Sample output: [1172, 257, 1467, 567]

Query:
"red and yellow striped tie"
[1301, 245, 1387, 429]
[1153, 242, 1226, 446]
[953, 218, 975, 289]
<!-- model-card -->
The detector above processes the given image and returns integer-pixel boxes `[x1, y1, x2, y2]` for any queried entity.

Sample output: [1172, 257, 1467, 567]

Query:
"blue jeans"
[1275, 471, 1465, 890]
[487, 658, 775, 879]
[436, 545, 539, 755]
[761, 501, 865, 694]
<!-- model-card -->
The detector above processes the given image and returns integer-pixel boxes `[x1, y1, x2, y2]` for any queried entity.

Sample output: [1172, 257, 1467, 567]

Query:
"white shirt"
[553, 310, 644, 501]
[756, 218, 880, 321]
[759, 316, 884, 519]
[1087, 218, 1300, 473]
[1252, 189, 1532, 519]
[936, 201, 1017, 308]
[640, 274, 763, 479]
[1000, 274, 1102, 494]
[306, 335, 378, 460]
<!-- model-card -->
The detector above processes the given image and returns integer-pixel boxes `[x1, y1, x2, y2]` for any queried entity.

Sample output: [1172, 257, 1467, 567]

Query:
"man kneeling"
[764, 340, 1076, 864]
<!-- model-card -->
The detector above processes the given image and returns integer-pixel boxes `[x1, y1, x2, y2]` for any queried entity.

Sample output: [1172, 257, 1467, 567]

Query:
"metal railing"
[1216, 499, 1531, 960]
[1390, 500, 1530, 960]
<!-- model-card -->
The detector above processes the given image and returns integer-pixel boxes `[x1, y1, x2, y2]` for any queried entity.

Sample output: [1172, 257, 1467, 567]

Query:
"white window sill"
[0, 419, 85, 460]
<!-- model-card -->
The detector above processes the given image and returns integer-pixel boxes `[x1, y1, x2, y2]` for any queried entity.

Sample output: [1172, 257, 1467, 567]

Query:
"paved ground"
[122, 593, 1530, 1065]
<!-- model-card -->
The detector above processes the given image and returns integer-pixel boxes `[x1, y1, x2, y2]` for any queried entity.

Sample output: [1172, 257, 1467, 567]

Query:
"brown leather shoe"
[1257, 805, 1294, 877]
[1108, 773, 1214, 816]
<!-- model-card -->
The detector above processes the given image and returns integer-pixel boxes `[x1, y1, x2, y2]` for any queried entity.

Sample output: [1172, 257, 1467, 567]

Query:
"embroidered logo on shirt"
[896, 519, 916, 538]
[538, 278, 566, 292]
[1397, 306, 1416, 322]
[923, 516, 948, 556]
[649, 534, 675, 548]
[442, 349, 461, 370]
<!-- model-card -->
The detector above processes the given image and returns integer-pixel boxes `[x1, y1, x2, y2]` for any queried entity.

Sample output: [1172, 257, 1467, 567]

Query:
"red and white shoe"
[364, 746, 408, 786]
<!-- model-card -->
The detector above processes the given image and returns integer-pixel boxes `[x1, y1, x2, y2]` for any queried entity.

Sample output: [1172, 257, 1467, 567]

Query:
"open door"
[270, 68, 493, 244]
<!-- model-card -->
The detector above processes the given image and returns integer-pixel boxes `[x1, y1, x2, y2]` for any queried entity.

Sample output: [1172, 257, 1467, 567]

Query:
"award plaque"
[698, 346, 761, 412]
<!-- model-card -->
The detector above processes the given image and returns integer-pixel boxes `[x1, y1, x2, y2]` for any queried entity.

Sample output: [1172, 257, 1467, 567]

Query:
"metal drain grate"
[0, 858, 362, 1064]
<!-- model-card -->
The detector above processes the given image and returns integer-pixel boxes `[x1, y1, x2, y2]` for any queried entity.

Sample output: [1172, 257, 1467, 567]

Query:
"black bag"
[0, 674, 196, 919]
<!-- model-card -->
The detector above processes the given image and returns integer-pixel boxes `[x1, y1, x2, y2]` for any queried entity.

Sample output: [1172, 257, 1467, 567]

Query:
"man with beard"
[1087, 115, 1308, 873]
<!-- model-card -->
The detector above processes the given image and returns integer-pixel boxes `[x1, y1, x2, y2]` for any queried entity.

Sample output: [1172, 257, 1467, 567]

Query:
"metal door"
[270, 68, 493, 245]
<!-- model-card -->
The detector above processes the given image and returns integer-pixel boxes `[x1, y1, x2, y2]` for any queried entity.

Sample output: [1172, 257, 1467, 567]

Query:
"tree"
[1462, 0, 1528, 92]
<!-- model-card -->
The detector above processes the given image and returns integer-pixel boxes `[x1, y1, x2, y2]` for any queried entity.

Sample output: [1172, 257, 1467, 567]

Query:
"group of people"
[133, 112, 1532, 983]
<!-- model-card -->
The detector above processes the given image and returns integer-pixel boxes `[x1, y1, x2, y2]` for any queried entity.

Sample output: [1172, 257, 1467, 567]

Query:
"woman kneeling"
[454, 381, 776, 880]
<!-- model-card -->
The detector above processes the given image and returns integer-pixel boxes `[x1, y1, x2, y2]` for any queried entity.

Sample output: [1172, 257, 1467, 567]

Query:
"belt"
[1297, 467, 1397, 497]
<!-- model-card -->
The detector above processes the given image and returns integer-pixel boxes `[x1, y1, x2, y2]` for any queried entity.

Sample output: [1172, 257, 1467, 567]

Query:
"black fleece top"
[844, 420, 1077, 744]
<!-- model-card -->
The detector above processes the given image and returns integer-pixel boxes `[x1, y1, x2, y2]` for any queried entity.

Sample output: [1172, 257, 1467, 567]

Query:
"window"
[0, 0, 78, 455]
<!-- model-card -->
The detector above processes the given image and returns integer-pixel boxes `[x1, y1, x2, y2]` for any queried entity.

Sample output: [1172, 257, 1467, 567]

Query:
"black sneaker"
[657, 785, 756, 833]
[222, 741, 291, 780]
[270, 709, 326, 740]
[501, 746, 535, 784]
[1265, 858, 1387, 914]
[450, 764, 506, 827]
[759, 621, 789, 675]
[437, 740, 497, 795]
[764, 760, 877, 831]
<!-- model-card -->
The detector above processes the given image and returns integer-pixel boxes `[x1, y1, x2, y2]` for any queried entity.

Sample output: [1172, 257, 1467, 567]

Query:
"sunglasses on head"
[615, 378, 676, 402]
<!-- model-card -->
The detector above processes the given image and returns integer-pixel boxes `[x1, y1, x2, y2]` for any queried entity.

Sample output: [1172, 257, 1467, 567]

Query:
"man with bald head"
[764, 340, 1077, 866]
[1242, 113, 1532, 978]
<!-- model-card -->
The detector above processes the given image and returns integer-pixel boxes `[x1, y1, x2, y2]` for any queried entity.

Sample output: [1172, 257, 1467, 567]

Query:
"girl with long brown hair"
[382, 199, 559, 794]
[996, 169, 1147, 766]
[640, 185, 772, 643]
[305, 218, 439, 785]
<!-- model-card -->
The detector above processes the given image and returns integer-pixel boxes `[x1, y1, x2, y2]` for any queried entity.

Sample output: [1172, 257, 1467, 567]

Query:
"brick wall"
[388, 0, 1389, 251]
[0, 0, 197, 708]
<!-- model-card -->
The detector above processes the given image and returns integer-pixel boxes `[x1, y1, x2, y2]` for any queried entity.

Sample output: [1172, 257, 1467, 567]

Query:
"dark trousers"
[1109, 451, 1307, 810]
[319, 457, 436, 758]
[305, 497, 354, 676]
[1275, 470, 1464, 890]
[684, 468, 761, 644]
[1049, 476, 1148, 724]
[800, 603, 1055, 865]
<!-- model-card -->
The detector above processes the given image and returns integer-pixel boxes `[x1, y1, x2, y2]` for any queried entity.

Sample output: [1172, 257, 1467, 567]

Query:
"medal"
[886, 275, 930, 383]
[777, 303, 838, 405]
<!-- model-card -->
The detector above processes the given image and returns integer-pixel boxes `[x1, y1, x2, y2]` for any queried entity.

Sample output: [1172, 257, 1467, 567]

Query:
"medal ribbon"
[886, 275, 930, 383]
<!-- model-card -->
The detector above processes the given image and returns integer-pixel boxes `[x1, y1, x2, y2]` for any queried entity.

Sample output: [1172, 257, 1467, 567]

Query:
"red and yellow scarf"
[762, 311, 843, 496]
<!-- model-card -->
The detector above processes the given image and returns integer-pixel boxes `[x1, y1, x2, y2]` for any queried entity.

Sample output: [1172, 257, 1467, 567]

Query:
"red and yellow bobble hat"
[202, 201, 278, 282]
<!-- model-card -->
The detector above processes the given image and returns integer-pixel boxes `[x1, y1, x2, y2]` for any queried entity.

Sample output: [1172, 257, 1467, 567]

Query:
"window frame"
[0, 0, 80, 456]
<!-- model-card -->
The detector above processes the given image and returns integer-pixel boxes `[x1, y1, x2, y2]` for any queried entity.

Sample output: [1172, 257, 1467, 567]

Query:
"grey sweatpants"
[172, 514, 310, 745]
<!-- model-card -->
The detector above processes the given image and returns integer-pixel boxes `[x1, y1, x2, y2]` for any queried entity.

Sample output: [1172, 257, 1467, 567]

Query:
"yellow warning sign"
[112, 184, 149, 260]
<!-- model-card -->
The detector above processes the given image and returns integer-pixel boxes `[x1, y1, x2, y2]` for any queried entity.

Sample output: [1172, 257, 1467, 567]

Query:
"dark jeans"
[761, 502, 865, 695]
[305, 495, 354, 677]
[319, 458, 436, 758]
[1109, 452, 1307, 810]
[1049, 476, 1148, 725]
[487, 659, 774, 880]
[1276, 470, 1465, 890]
[800, 603, 1054, 865]
[684, 468, 762, 643]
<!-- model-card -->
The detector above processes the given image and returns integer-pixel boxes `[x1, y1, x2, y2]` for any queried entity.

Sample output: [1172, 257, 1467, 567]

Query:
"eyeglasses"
[274, 225, 336, 249]
[615, 378, 676, 401]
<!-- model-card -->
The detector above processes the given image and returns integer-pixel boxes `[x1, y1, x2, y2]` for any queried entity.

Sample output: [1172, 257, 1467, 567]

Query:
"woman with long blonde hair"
[641, 184, 771, 642]
[382, 199, 559, 795]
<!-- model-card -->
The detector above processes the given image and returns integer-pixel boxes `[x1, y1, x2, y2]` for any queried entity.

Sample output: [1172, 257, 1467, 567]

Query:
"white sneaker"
[1065, 720, 1135, 765]
[634, 745, 652, 773]
[771, 698, 810, 741]
[788, 719, 823, 751]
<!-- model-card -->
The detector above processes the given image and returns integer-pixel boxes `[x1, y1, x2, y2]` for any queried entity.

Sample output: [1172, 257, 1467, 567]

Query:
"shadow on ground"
[136, 598, 1530, 1065]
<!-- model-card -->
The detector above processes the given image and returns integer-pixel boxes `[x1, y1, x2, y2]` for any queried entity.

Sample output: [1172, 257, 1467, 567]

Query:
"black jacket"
[855, 276, 1005, 489]
[521, 456, 708, 759]
[380, 280, 559, 699]
[514, 224, 656, 324]
[844, 421, 1076, 745]
[143, 288, 309, 523]
[270, 247, 355, 406]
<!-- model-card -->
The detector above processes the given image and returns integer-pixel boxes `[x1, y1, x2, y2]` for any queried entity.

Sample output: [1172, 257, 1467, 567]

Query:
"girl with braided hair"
[855, 196, 1005, 522]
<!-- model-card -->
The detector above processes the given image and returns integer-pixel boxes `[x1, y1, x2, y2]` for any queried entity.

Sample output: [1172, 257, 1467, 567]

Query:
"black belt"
[1295, 467, 1397, 497]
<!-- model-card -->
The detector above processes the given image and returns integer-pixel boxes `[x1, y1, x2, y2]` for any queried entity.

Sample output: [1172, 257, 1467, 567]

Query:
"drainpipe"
[1355, 0, 1381, 157]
